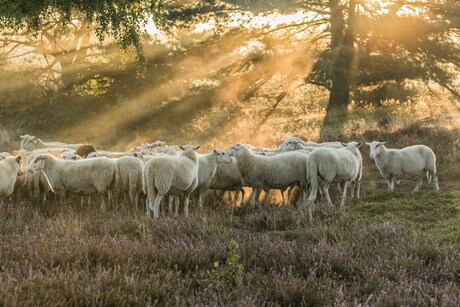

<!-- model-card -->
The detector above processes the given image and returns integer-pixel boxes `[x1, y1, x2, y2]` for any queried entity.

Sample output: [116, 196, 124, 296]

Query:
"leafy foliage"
[0, 0, 163, 68]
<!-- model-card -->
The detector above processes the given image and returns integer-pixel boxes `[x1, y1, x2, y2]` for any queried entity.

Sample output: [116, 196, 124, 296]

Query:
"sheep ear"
[179, 145, 185, 150]
[379, 141, 387, 145]
[365, 142, 371, 145]
[341, 142, 348, 147]
[194, 146, 200, 151]
[356, 142, 362, 148]
[16, 156, 22, 163]
[59, 149, 66, 153]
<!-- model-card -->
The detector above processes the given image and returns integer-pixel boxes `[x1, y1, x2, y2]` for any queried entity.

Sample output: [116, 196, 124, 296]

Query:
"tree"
[161, 0, 460, 136]
[0, 0, 163, 82]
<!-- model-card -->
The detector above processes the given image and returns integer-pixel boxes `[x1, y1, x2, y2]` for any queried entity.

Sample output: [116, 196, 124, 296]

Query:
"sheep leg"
[237, 187, 245, 207]
[413, 175, 424, 193]
[433, 174, 440, 191]
[340, 181, 350, 207]
[175, 195, 180, 217]
[323, 183, 332, 206]
[197, 190, 204, 210]
[183, 193, 191, 218]
[287, 187, 294, 206]
[387, 177, 396, 191]
[337, 183, 343, 193]
[280, 189, 286, 206]
[250, 188, 258, 206]
[146, 196, 151, 217]
[152, 193, 165, 219]
[263, 189, 270, 204]
[355, 181, 361, 199]
[168, 196, 174, 215]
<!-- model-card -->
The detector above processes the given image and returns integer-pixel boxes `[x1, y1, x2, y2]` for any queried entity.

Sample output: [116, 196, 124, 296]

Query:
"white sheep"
[61, 150, 82, 160]
[143, 145, 200, 219]
[229, 144, 309, 207]
[192, 149, 233, 210]
[113, 156, 144, 208]
[0, 152, 11, 159]
[279, 137, 344, 152]
[21, 135, 84, 151]
[307, 142, 362, 211]
[28, 154, 117, 207]
[210, 157, 246, 207]
[0, 156, 23, 206]
[366, 141, 439, 193]
[12, 150, 29, 199]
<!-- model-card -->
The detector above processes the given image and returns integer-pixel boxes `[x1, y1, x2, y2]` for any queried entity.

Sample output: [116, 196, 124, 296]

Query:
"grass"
[0, 186, 459, 305]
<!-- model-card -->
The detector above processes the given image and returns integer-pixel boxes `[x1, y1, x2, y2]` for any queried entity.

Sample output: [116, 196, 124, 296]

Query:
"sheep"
[192, 149, 233, 210]
[0, 156, 23, 206]
[61, 150, 82, 160]
[28, 154, 117, 207]
[112, 156, 144, 208]
[143, 145, 200, 219]
[279, 137, 344, 152]
[307, 142, 362, 211]
[229, 144, 309, 207]
[0, 152, 11, 159]
[366, 141, 439, 193]
[209, 157, 245, 207]
[19, 134, 34, 150]
[12, 150, 29, 199]
[75, 144, 97, 158]
[21, 135, 84, 151]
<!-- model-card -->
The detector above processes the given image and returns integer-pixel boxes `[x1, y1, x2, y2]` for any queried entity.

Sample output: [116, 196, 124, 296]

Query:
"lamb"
[366, 141, 439, 193]
[307, 142, 362, 211]
[143, 145, 200, 219]
[229, 144, 309, 207]
[21, 135, 84, 151]
[209, 157, 245, 207]
[192, 149, 233, 210]
[28, 154, 117, 207]
[0, 156, 23, 206]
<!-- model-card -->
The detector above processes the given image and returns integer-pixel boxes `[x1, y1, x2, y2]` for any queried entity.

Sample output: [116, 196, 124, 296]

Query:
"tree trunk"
[321, 0, 356, 139]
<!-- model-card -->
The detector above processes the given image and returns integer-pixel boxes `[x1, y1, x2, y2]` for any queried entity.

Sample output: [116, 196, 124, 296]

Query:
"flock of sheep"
[0, 134, 440, 219]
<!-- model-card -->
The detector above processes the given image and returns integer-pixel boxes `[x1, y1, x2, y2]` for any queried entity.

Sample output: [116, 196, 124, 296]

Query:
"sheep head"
[28, 154, 48, 174]
[366, 141, 387, 160]
[213, 149, 233, 164]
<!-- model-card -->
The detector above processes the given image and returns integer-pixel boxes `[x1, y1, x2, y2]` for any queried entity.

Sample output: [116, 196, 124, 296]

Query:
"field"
[1, 121, 460, 305]
[1, 45, 460, 305]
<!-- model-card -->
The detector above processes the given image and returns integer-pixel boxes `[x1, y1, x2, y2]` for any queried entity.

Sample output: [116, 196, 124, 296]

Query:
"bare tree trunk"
[321, 0, 356, 139]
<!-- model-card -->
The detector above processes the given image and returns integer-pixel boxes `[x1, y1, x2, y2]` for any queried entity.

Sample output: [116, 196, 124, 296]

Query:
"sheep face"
[28, 154, 47, 174]
[213, 149, 233, 164]
[179, 145, 200, 151]
[226, 144, 242, 156]
[87, 152, 102, 159]
[15, 156, 23, 176]
[227, 144, 250, 156]
[342, 141, 362, 148]
[279, 139, 301, 152]
[61, 150, 81, 160]
[366, 141, 386, 160]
